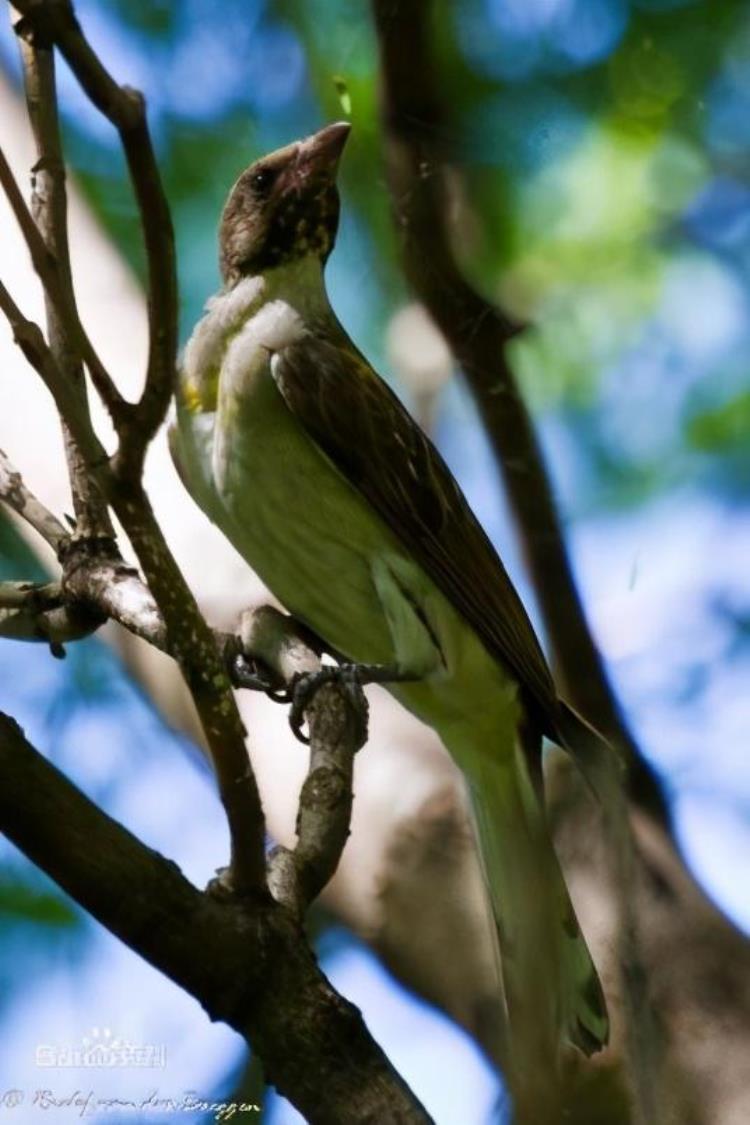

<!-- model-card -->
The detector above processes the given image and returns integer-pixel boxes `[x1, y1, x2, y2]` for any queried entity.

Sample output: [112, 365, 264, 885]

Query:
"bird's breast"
[211, 335, 400, 665]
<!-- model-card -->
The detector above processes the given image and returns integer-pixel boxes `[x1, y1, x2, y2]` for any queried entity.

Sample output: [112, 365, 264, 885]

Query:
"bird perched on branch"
[171, 121, 611, 1073]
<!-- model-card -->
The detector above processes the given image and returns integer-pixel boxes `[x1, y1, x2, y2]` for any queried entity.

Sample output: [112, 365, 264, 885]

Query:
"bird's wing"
[272, 334, 560, 730]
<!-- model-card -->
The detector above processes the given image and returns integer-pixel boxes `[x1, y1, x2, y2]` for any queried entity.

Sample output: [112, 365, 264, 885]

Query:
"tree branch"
[0, 546, 361, 898]
[12, 0, 178, 476]
[1, 290, 265, 903]
[0, 451, 154, 645]
[0, 460, 360, 913]
[0, 580, 61, 609]
[0, 277, 266, 891]
[0, 279, 106, 468]
[107, 478, 268, 894]
[237, 607, 363, 917]
[0, 142, 123, 419]
[0, 12, 265, 894]
[17, 18, 115, 539]
[0, 446, 69, 553]
[0, 579, 98, 647]
[371, 0, 667, 825]
[0, 460, 366, 917]
[0, 713, 432, 1124]
[0, 465, 360, 882]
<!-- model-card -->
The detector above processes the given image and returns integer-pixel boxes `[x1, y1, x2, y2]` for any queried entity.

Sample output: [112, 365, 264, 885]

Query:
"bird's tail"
[449, 730, 609, 1072]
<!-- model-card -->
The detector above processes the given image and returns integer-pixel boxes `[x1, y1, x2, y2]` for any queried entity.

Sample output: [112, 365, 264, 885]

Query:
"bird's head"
[219, 121, 351, 286]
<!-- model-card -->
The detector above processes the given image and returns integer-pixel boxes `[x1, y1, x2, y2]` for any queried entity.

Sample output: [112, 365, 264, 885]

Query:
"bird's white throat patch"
[179, 256, 328, 414]
[243, 297, 306, 353]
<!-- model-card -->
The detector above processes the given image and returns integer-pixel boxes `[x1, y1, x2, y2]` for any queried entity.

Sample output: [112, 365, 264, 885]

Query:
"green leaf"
[332, 75, 352, 117]
[687, 391, 750, 452]
[0, 876, 80, 929]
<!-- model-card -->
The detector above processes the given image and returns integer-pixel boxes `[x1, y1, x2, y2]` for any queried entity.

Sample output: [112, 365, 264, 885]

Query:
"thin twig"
[0, 579, 100, 646]
[0, 580, 61, 610]
[0, 143, 123, 419]
[0, 451, 160, 648]
[0, 446, 69, 553]
[0, 280, 105, 469]
[105, 476, 267, 894]
[12, 0, 178, 475]
[17, 17, 115, 539]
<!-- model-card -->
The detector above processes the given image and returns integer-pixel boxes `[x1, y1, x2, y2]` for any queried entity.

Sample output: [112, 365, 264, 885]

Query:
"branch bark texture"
[0, 713, 432, 1125]
[19, 19, 114, 539]
[238, 607, 363, 917]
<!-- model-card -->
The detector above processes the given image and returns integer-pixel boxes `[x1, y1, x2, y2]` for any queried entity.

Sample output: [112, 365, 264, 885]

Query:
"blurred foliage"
[687, 388, 750, 453]
[0, 874, 80, 929]
[686, 388, 750, 489]
[0, 864, 88, 1006]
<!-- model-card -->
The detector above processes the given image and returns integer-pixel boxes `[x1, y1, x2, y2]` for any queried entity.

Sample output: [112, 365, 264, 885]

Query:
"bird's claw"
[289, 664, 369, 746]
[232, 653, 289, 702]
[289, 666, 340, 743]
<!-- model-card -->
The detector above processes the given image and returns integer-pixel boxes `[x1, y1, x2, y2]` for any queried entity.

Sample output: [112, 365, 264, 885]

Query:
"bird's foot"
[231, 652, 288, 702]
[288, 661, 416, 745]
[288, 664, 365, 745]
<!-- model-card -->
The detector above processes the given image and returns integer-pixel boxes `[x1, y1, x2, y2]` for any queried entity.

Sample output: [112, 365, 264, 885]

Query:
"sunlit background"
[1, 0, 749, 1121]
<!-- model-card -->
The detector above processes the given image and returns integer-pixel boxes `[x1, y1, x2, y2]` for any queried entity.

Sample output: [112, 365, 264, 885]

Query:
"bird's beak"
[293, 121, 351, 187]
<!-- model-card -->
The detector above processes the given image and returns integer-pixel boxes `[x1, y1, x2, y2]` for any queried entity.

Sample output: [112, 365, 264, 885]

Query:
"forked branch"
[13, 0, 177, 475]
[1, 0, 264, 894]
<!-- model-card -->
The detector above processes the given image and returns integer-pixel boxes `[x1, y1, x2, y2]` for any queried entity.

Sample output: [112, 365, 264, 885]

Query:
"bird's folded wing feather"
[272, 333, 560, 732]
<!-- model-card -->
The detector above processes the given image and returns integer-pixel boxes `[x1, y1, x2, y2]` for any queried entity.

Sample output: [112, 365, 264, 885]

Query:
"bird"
[170, 120, 611, 1074]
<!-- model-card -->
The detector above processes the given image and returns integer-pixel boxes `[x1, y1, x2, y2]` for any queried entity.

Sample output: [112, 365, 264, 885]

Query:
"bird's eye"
[251, 167, 275, 196]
